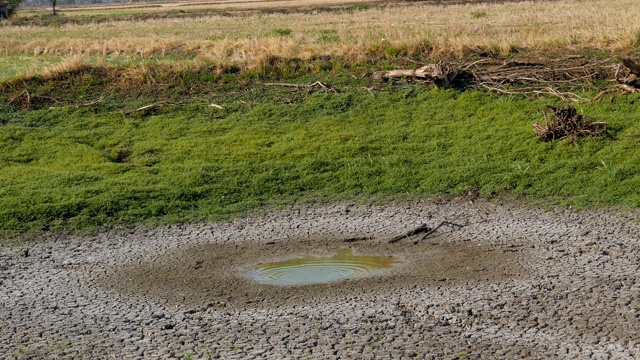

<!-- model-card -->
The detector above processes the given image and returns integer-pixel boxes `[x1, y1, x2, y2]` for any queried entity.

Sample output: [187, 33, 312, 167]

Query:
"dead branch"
[620, 84, 640, 93]
[265, 81, 337, 92]
[25, 89, 31, 109]
[7, 90, 24, 104]
[308, 80, 336, 92]
[621, 58, 640, 76]
[462, 58, 493, 70]
[343, 236, 374, 243]
[375, 63, 467, 88]
[388, 221, 466, 244]
[614, 63, 622, 83]
[418, 221, 467, 243]
[123, 103, 159, 114]
[34, 95, 60, 103]
[593, 89, 615, 102]
[8, 89, 31, 108]
[360, 86, 376, 96]
[122, 102, 180, 115]
[388, 224, 431, 243]
[264, 83, 302, 88]
[79, 96, 105, 107]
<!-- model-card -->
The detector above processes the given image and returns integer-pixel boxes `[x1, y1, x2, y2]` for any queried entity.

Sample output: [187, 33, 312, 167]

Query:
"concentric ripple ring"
[245, 248, 403, 286]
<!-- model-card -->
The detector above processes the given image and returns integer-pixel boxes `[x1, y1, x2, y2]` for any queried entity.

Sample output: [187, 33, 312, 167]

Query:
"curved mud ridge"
[105, 238, 520, 308]
[2, 199, 640, 358]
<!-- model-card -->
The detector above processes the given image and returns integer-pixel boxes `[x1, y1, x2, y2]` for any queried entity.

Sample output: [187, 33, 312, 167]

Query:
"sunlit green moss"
[2, 85, 640, 234]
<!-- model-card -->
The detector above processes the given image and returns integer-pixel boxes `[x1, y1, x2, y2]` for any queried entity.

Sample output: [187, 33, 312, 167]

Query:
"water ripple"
[246, 248, 402, 286]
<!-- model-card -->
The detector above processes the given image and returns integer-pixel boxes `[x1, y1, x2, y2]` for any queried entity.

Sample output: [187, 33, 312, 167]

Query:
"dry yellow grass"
[56, 0, 386, 14]
[3, 0, 639, 78]
[38, 55, 91, 78]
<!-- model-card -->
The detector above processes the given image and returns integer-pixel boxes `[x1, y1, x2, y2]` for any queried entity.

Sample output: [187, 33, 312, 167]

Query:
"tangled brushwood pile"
[533, 106, 606, 142]
[376, 56, 640, 102]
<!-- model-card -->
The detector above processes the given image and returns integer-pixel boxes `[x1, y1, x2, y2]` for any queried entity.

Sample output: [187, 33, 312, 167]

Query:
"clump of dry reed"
[40, 56, 91, 78]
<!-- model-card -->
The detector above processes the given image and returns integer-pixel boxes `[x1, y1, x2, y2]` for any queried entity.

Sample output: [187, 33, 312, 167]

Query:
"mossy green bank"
[2, 78, 640, 234]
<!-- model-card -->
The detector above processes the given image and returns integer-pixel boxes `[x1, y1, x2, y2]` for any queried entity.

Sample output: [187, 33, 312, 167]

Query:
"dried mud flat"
[2, 199, 640, 359]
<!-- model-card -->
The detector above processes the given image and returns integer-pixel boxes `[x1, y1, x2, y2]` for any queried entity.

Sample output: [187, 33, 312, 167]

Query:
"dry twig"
[122, 101, 180, 115]
[79, 97, 105, 107]
[388, 221, 466, 244]
[388, 224, 431, 243]
[8, 89, 31, 108]
[264, 80, 337, 93]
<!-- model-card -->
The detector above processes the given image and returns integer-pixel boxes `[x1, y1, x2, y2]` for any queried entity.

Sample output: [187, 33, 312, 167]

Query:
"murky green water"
[245, 248, 403, 286]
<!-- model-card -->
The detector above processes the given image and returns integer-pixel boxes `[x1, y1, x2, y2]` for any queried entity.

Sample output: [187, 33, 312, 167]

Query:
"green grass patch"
[0, 55, 64, 82]
[273, 28, 293, 37]
[316, 29, 341, 43]
[2, 83, 640, 234]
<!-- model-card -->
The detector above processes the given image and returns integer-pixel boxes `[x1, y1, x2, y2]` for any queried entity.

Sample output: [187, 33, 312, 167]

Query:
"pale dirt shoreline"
[2, 199, 640, 359]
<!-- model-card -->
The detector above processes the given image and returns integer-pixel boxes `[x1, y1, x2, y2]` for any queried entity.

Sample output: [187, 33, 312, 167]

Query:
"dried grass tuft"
[40, 56, 91, 79]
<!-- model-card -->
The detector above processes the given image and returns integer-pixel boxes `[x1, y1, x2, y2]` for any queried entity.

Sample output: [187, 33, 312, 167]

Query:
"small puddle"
[245, 248, 403, 286]
[104, 240, 522, 306]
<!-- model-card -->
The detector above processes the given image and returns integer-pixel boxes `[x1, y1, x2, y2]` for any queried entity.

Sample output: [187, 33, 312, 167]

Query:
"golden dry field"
[1, 0, 639, 80]
[58, 0, 388, 14]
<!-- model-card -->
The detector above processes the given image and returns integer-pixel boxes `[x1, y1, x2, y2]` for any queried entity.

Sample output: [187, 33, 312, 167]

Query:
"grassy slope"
[2, 81, 640, 233]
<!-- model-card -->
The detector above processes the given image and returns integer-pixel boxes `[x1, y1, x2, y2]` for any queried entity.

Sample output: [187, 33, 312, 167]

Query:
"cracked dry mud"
[2, 199, 640, 359]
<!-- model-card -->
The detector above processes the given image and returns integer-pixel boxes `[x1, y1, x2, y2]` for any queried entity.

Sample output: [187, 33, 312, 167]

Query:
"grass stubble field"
[2, 0, 640, 238]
